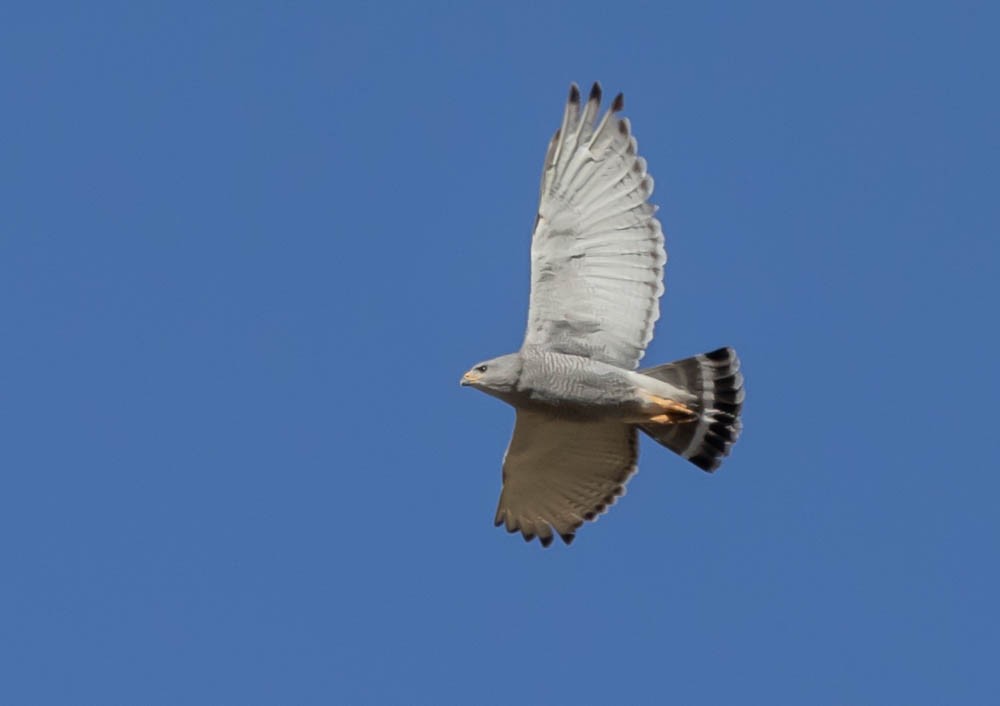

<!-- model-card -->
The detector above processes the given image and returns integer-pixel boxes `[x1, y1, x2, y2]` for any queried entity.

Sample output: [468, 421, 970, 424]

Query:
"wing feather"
[523, 83, 665, 369]
[494, 410, 638, 546]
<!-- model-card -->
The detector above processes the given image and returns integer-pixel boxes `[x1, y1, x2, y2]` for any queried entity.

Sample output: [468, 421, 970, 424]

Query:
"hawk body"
[462, 83, 745, 546]
[512, 348, 643, 419]
[480, 347, 695, 423]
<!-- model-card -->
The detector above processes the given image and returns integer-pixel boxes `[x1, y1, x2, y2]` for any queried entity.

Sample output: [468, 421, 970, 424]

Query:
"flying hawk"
[462, 83, 744, 546]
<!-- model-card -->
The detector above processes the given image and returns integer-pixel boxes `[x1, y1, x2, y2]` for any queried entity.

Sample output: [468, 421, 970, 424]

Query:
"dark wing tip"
[568, 83, 581, 104]
[560, 532, 576, 546]
[588, 81, 602, 104]
[611, 92, 625, 113]
[539, 534, 554, 548]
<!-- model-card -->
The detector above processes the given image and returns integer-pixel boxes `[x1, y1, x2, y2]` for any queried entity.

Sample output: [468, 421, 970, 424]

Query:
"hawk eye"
[476, 365, 488, 373]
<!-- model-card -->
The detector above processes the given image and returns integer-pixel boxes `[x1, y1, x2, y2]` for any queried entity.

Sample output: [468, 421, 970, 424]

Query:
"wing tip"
[571, 82, 620, 112]
[568, 82, 581, 105]
[588, 81, 602, 105]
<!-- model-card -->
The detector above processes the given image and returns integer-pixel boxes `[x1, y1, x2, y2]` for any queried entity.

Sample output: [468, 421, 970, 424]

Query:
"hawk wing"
[494, 410, 638, 546]
[522, 82, 666, 370]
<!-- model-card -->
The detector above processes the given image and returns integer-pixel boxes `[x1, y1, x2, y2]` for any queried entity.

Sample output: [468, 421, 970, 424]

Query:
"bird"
[461, 82, 744, 547]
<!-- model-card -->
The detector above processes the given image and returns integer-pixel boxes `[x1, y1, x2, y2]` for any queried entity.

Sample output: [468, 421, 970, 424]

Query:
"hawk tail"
[637, 347, 744, 472]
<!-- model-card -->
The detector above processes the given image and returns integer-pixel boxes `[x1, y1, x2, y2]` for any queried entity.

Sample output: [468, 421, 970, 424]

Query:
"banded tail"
[638, 347, 744, 472]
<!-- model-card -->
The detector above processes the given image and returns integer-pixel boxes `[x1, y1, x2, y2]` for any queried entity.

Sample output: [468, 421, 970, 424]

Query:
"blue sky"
[2, 2, 997, 704]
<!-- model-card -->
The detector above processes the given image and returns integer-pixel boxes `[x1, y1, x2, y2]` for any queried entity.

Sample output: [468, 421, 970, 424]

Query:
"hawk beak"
[461, 372, 479, 386]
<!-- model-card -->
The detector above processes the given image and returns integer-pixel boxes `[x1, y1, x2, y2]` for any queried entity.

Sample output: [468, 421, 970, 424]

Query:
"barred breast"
[515, 348, 640, 420]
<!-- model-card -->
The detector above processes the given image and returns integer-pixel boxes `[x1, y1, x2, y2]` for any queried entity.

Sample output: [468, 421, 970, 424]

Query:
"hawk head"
[460, 353, 522, 395]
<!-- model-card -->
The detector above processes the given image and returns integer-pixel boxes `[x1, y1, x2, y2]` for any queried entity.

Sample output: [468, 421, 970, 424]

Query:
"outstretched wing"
[522, 82, 666, 370]
[494, 410, 638, 547]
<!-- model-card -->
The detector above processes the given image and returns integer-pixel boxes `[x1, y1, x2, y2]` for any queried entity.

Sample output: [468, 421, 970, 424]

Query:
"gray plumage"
[462, 83, 745, 547]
